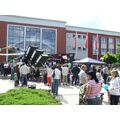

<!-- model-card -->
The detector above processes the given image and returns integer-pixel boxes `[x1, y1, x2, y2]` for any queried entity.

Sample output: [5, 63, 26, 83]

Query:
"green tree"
[116, 44, 120, 63]
[102, 52, 117, 64]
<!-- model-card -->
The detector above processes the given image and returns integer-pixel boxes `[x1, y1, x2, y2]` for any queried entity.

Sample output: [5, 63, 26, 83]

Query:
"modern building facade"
[0, 15, 120, 62]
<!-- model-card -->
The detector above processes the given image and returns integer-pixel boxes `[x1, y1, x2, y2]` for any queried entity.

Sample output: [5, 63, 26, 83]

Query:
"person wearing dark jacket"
[72, 65, 80, 85]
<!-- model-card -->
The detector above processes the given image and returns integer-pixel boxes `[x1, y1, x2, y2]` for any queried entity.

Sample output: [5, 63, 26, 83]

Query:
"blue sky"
[0, 0, 120, 32]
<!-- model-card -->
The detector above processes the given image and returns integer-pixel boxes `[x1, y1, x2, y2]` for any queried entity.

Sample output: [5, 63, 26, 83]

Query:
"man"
[51, 65, 61, 96]
[79, 65, 87, 85]
[71, 64, 80, 85]
[102, 65, 109, 84]
[20, 63, 30, 87]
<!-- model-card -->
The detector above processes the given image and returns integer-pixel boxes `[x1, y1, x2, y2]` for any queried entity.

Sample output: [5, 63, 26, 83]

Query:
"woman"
[83, 71, 101, 105]
[108, 69, 120, 105]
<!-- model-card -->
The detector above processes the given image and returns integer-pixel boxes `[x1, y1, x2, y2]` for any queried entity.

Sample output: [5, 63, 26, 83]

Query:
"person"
[35, 67, 40, 82]
[43, 66, 47, 84]
[3, 62, 9, 76]
[108, 69, 120, 105]
[61, 64, 69, 85]
[102, 65, 109, 84]
[79, 65, 87, 85]
[20, 63, 30, 87]
[15, 64, 20, 86]
[51, 65, 61, 96]
[83, 71, 101, 105]
[71, 65, 80, 85]
[13, 72, 19, 87]
[96, 68, 104, 84]
[46, 66, 53, 86]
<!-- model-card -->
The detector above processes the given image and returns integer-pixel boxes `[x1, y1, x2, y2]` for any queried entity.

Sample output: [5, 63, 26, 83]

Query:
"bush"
[0, 88, 61, 105]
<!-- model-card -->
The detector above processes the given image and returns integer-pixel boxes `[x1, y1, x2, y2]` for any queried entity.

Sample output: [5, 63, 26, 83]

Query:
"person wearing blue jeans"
[51, 79, 59, 96]
[21, 74, 28, 87]
[51, 65, 61, 96]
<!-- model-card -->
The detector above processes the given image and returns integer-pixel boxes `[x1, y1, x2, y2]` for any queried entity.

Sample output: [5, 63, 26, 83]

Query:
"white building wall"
[66, 33, 87, 60]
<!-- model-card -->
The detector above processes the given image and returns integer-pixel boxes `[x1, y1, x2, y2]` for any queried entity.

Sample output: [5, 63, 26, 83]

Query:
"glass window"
[109, 48, 114, 54]
[83, 35, 86, 39]
[101, 48, 107, 55]
[101, 37, 106, 44]
[42, 29, 56, 54]
[116, 38, 120, 44]
[66, 33, 71, 38]
[8, 25, 24, 50]
[109, 37, 114, 44]
[25, 27, 41, 49]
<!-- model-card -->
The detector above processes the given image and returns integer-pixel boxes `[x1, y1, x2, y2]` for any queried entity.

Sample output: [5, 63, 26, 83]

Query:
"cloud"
[0, 0, 120, 31]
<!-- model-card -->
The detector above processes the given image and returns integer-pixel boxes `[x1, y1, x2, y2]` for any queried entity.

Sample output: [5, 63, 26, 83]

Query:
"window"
[66, 33, 71, 38]
[101, 37, 106, 44]
[42, 29, 56, 54]
[26, 27, 41, 49]
[8, 25, 24, 49]
[101, 48, 107, 55]
[83, 35, 86, 39]
[78, 35, 81, 38]
[8, 25, 56, 55]
[116, 38, 120, 44]
[109, 48, 114, 54]
[83, 47, 86, 51]
[109, 37, 114, 44]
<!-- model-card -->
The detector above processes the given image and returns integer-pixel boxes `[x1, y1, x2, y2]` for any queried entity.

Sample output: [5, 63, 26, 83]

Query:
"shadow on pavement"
[56, 94, 69, 104]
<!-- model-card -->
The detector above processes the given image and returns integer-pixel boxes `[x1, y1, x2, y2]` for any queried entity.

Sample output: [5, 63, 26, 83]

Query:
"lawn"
[0, 88, 61, 105]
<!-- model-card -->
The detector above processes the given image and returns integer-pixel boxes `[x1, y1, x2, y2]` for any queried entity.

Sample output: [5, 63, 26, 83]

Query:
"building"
[0, 15, 120, 62]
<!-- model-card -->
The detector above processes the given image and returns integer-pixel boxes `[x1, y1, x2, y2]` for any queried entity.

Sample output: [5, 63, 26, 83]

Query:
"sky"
[0, 0, 120, 32]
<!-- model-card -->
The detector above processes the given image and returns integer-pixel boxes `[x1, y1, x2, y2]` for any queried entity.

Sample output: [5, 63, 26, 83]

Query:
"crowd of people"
[0, 60, 120, 105]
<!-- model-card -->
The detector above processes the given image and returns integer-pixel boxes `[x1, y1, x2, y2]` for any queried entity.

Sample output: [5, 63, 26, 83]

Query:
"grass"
[0, 88, 61, 105]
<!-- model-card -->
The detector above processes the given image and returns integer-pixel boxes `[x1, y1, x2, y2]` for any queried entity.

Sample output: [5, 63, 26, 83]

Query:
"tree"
[116, 44, 120, 63]
[102, 52, 117, 64]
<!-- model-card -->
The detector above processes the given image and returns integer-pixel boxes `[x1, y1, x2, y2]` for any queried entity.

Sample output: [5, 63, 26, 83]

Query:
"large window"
[42, 29, 56, 54]
[26, 27, 41, 49]
[8, 25, 24, 49]
[8, 25, 56, 54]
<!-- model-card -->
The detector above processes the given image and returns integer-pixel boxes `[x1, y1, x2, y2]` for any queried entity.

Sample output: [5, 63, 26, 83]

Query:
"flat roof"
[0, 15, 66, 28]
[66, 25, 120, 36]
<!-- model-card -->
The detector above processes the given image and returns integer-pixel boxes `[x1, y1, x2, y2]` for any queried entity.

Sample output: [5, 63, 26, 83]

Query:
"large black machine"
[22, 45, 48, 67]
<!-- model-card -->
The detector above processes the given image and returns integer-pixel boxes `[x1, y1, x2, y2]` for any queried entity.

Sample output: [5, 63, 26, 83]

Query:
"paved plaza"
[0, 77, 109, 105]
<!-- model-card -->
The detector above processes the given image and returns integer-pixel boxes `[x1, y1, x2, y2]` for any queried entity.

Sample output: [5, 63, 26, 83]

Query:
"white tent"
[73, 57, 106, 65]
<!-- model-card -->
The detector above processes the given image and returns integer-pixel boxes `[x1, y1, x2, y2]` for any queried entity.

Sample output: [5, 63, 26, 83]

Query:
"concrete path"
[0, 78, 109, 105]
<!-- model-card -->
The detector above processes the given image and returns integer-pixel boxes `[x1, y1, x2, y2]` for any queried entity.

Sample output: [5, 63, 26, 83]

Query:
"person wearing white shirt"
[20, 63, 30, 86]
[61, 64, 69, 85]
[103, 65, 109, 84]
[96, 68, 104, 84]
[108, 69, 120, 105]
[51, 65, 61, 96]
[79, 65, 87, 85]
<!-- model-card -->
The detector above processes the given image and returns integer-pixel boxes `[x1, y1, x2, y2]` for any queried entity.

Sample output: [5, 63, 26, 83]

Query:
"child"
[13, 73, 19, 87]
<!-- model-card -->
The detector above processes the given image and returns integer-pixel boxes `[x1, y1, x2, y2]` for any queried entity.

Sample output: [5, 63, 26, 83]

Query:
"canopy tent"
[73, 57, 106, 65]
